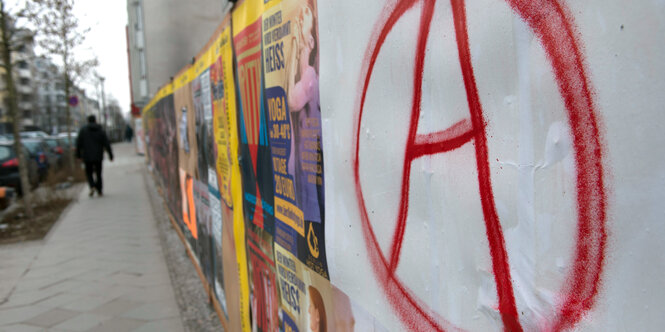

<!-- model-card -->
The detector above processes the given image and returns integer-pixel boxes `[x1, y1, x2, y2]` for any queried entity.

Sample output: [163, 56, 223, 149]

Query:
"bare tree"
[0, 0, 34, 218]
[25, 0, 96, 175]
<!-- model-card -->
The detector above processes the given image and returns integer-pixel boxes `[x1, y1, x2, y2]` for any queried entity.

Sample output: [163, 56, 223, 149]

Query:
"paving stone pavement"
[0, 143, 184, 332]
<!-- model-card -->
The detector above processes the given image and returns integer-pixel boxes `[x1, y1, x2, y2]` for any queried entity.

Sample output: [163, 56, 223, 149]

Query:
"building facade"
[0, 19, 97, 135]
[13, 28, 37, 127]
[34, 57, 66, 133]
[0, 27, 38, 128]
[126, 0, 228, 112]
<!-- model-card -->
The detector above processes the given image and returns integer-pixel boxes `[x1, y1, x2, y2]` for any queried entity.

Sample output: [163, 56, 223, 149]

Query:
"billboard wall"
[142, 0, 665, 331]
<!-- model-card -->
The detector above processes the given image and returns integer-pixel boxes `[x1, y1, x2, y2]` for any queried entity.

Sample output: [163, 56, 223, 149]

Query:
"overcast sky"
[74, 1, 130, 115]
[8, 0, 131, 115]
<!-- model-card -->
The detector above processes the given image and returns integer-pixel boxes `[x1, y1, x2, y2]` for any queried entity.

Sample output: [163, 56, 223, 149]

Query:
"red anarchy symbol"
[352, 0, 608, 331]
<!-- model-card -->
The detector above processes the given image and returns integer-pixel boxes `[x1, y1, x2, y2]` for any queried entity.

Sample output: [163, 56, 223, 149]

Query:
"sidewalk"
[0, 143, 184, 332]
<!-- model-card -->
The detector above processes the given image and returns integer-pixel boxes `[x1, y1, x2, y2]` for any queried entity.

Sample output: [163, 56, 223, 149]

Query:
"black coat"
[76, 124, 113, 162]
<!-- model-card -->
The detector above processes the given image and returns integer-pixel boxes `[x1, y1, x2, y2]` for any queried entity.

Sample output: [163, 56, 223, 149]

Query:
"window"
[45, 139, 58, 148]
[23, 141, 42, 154]
[0, 146, 13, 160]
[20, 78, 29, 85]
[20, 94, 30, 102]
[17, 61, 28, 69]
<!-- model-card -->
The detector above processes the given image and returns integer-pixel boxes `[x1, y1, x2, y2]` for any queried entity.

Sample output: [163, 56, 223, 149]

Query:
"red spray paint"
[351, 0, 607, 331]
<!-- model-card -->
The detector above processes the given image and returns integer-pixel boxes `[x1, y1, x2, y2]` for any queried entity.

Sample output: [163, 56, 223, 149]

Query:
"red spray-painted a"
[351, 0, 607, 331]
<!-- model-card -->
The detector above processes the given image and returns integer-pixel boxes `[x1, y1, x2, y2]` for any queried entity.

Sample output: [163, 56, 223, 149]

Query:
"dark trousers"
[84, 161, 103, 193]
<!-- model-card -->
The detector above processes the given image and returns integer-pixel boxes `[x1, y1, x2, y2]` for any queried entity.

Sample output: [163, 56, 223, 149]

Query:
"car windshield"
[45, 139, 58, 148]
[23, 141, 43, 154]
[58, 138, 72, 147]
[21, 131, 48, 138]
[0, 146, 13, 160]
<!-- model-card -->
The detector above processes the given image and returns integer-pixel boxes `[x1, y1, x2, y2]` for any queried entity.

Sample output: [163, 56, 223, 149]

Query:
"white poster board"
[319, 0, 665, 330]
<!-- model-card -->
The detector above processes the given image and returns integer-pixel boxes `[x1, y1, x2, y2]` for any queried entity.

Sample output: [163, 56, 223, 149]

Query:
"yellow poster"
[224, 27, 252, 332]
[275, 243, 334, 332]
[275, 244, 305, 325]
[262, 0, 330, 280]
[211, 29, 235, 208]
[232, 1, 270, 330]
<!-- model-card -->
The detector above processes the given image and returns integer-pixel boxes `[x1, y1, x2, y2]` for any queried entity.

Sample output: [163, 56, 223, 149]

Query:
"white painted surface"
[319, 0, 665, 330]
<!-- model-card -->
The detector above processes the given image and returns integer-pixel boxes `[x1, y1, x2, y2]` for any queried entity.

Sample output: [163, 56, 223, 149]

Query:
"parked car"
[0, 186, 16, 210]
[0, 141, 39, 195]
[56, 136, 76, 153]
[20, 131, 50, 139]
[32, 137, 59, 171]
[21, 139, 51, 181]
[44, 136, 65, 168]
[57, 135, 76, 144]
[57, 132, 78, 141]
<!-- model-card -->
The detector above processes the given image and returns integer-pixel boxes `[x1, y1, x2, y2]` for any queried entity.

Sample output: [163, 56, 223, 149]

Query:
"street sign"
[68, 96, 79, 107]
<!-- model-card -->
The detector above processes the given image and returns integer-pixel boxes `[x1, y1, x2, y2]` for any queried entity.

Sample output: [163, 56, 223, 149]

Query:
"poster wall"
[134, 117, 145, 155]
[142, 0, 665, 331]
[214, 21, 252, 331]
[232, 2, 280, 331]
[143, 88, 180, 223]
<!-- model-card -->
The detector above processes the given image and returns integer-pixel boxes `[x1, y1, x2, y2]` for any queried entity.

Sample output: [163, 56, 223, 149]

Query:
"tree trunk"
[64, 63, 74, 177]
[65, 76, 73, 176]
[0, 1, 33, 218]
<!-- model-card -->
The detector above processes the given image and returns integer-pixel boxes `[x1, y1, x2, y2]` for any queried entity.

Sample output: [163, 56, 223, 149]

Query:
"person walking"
[124, 124, 134, 142]
[76, 115, 114, 197]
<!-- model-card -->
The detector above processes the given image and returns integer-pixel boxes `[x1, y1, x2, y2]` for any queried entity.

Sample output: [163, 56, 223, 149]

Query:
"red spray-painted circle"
[351, 0, 607, 331]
